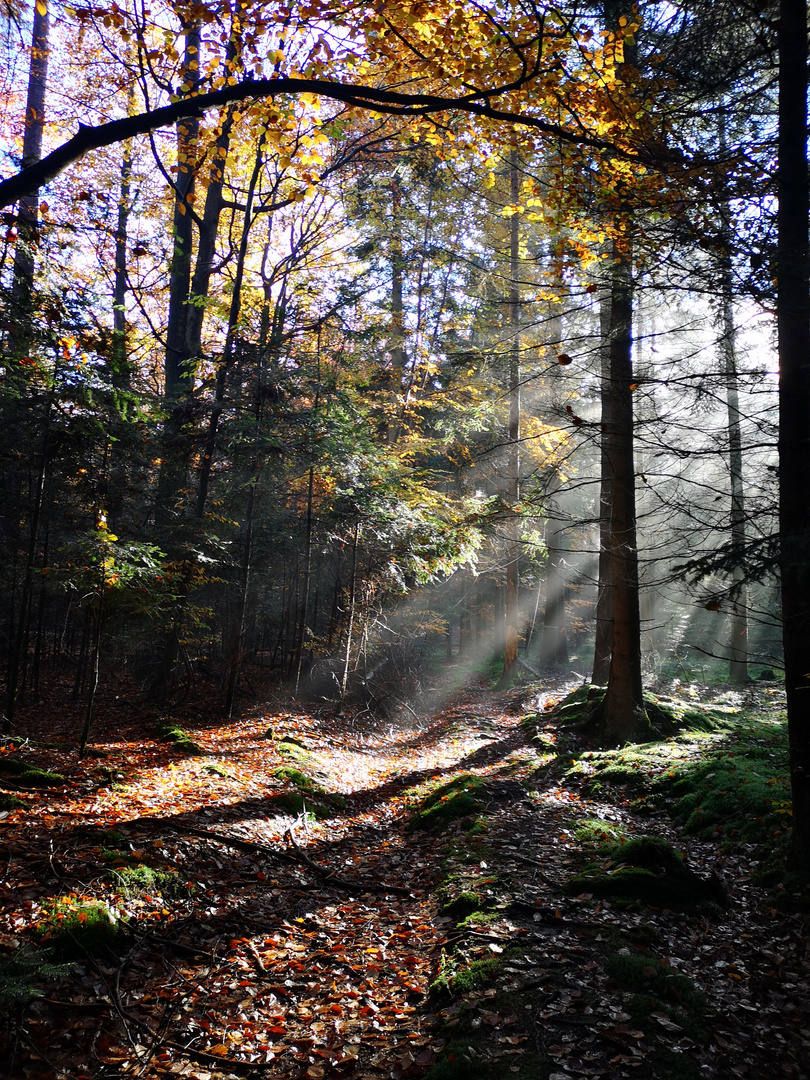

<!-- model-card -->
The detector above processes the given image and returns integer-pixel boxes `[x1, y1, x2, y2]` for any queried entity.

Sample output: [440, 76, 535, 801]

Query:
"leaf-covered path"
[1, 680, 809, 1079]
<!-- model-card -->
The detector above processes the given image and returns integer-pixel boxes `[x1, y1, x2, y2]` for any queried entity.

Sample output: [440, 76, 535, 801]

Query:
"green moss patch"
[666, 718, 790, 843]
[527, 685, 734, 747]
[564, 834, 728, 910]
[573, 817, 629, 846]
[274, 765, 323, 792]
[606, 951, 710, 1038]
[36, 897, 125, 960]
[154, 719, 203, 756]
[411, 774, 485, 832]
[430, 951, 503, 1003]
[110, 864, 192, 899]
[0, 793, 25, 811]
[0, 756, 65, 787]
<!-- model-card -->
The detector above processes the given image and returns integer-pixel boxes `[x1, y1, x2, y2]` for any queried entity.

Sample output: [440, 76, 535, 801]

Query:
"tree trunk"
[597, 235, 649, 743]
[500, 150, 521, 686]
[9, 2, 49, 352]
[339, 519, 361, 706]
[111, 91, 135, 388]
[777, 0, 810, 869]
[164, 21, 201, 400]
[720, 250, 749, 683]
[195, 137, 263, 519]
[592, 285, 614, 684]
[539, 511, 569, 668]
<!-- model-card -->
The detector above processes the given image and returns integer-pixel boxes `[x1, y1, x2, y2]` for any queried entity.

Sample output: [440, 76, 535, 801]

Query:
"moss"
[154, 720, 203, 756]
[110, 865, 192, 899]
[607, 952, 710, 1043]
[564, 834, 727, 909]
[202, 761, 231, 778]
[573, 817, 629, 846]
[0, 793, 25, 811]
[530, 685, 731, 746]
[441, 890, 488, 920]
[0, 757, 64, 786]
[424, 1041, 490, 1080]
[274, 766, 322, 792]
[430, 953, 502, 1002]
[36, 898, 125, 960]
[412, 774, 485, 832]
[266, 791, 331, 819]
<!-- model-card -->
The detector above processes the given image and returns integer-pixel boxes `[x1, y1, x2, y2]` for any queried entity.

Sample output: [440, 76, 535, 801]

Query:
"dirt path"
[1, 682, 809, 1079]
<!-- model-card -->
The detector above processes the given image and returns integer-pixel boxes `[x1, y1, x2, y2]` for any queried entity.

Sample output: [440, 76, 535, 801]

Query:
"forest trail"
[1, 678, 808, 1079]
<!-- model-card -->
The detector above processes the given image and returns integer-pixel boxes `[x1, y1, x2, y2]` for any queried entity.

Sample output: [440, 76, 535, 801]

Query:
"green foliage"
[0, 793, 25, 810]
[36, 897, 125, 960]
[411, 774, 485, 832]
[154, 719, 203, 756]
[0, 947, 73, 1008]
[430, 950, 502, 1003]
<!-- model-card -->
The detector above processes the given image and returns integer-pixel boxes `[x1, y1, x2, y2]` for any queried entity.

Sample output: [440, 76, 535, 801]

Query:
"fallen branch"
[164, 821, 411, 896]
[285, 825, 411, 896]
[163, 822, 300, 865]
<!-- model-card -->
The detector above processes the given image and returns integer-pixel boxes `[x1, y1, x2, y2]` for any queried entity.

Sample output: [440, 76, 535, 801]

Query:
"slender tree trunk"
[539, 512, 569, 668]
[339, 519, 360, 706]
[3, 398, 51, 730]
[164, 21, 201, 400]
[224, 477, 256, 716]
[111, 92, 135, 387]
[500, 150, 521, 685]
[195, 137, 264, 519]
[79, 577, 105, 757]
[598, 235, 649, 742]
[9, 3, 49, 352]
[719, 253, 749, 683]
[592, 286, 614, 684]
[390, 177, 406, 382]
[777, 0, 810, 869]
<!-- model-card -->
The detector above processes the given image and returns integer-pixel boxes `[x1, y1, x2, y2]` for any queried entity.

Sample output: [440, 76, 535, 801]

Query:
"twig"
[285, 824, 411, 896]
[162, 822, 300, 865]
[499, 851, 561, 889]
[165, 821, 412, 896]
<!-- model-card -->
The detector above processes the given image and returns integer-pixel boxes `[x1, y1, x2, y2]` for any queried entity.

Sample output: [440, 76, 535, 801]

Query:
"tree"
[777, 0, 810, 869]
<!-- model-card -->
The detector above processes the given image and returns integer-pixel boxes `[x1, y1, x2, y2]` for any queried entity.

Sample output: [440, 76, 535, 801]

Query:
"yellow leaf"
[35, 0, 47, 14]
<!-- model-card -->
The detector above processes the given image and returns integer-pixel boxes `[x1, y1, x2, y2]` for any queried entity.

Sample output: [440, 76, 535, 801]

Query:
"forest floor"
[1, 670, 808, 1080]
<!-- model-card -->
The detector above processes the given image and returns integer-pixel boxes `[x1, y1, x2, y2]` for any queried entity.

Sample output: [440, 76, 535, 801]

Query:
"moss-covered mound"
[154, 719, 203, 756]
[564, 834, 728, 910]
[0, 756, 65, 787]
[525, 685, 730, 747]
[411, 774, 485, 832]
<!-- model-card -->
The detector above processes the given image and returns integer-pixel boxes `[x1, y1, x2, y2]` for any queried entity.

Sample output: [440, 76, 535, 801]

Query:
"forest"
[0, 0, 809, 1078]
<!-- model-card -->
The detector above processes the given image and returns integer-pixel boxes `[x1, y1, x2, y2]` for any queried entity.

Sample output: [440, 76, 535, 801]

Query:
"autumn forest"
[0, 0, 809, 1077]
